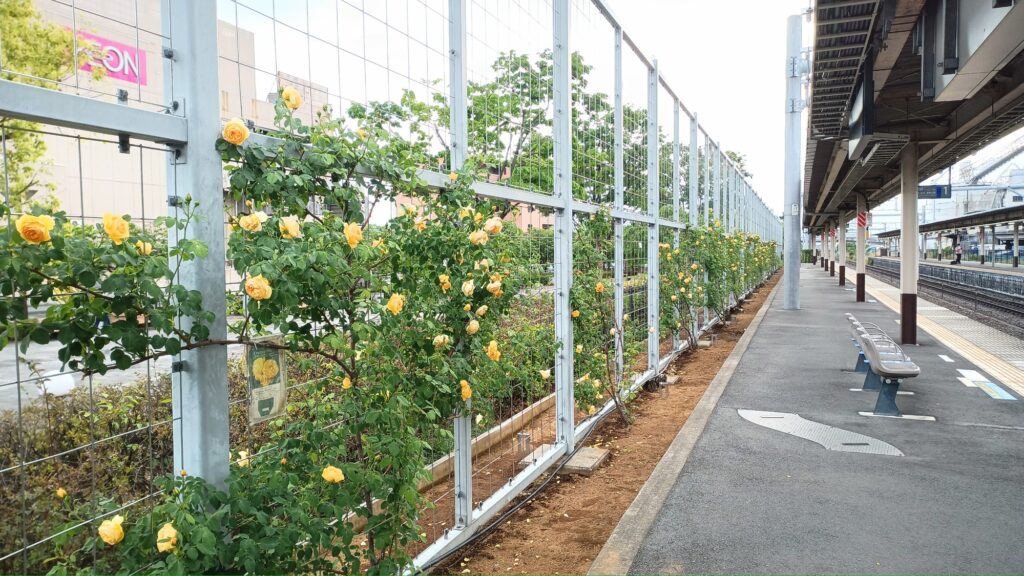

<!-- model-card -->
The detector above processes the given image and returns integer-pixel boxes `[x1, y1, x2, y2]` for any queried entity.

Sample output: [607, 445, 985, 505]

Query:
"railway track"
[865, 264, 1024, 336]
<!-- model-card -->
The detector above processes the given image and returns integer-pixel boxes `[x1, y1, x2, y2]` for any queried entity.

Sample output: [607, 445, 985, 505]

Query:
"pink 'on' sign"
[77, 31, 147, 86]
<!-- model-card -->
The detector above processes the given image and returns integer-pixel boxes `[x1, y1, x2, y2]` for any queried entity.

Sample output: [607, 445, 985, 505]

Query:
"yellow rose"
[463, 303, 472, 312]
[468, 229, 488, 245]
[279, 216, 302, 239]
[571, 310, 580, 318]
[485, 340, 501, 362]
[460, 379, 472, 401]
[540, 369, 551, 380]
[474, 212, 483, 224]
[461, 279, 475, 298]
[575, 345, 583, 354]
[483, 216, 503, 235]
[134, 240, 153, 255]
[98, 515, 125, 546]
[245, 274, 272, 301]
[15, 214, 55, 244]
[595, 282, 605, 294]
[475, 258, 491, 270]
[414, 218, 427, 232]
[458, 206, 473, 220]
[439, 274, 451, 292]
[280, 458, 287, 465]
[156, 522, 178, 553]
[322, 465, 345, 483]
[466, 319, 480, 335]
[357, 128, 368, 140]
[588, 405, 597, 416]
[671, 294, 678, 301]
[102, 213, 130, 245]
[475, 305, 488, 317]
[238, 213, 262, 232]
[342, 376, 352, 389]
[449, 171, 459, 182]
[343, 222, 363, 249]
[486, 280, 502, 296]
[691, 263, 699, 271]
[386, 293, 405, 315]
[281, 86, 302, 110]
[222, 117, 250, 145]
[433, 334, 451, 350]
[372, 239, 384, 249]
[623, 313, 630, 322]
[251, 357, 279, 386]
[180, 469, 188, 477]
[236, 450, 250, 467]
[56, 487, 67, 499]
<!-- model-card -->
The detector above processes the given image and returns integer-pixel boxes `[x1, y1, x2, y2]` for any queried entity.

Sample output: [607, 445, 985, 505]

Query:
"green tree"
[0, 0, 102, 210]
[725, 150, 752, 179]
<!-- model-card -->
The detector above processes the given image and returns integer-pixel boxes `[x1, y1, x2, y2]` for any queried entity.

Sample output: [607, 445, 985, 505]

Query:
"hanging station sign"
[918, 185, 951, 199]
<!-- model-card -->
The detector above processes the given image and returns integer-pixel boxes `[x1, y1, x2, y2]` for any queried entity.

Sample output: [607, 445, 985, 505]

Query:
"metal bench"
[845, 314, 921, 417]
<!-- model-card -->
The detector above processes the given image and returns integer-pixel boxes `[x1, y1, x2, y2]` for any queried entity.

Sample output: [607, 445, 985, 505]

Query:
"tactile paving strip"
[737, 409, 903, 456]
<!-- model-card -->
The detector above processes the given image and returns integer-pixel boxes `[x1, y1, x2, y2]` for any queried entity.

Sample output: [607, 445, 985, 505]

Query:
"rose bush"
[0, 89, 562, 575]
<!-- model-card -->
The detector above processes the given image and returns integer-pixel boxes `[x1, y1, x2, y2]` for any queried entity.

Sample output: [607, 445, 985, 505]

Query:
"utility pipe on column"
[979, 225, 986, 265]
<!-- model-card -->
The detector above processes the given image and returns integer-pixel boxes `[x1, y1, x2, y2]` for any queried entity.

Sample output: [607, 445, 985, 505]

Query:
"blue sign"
[918, 185, 951, 199]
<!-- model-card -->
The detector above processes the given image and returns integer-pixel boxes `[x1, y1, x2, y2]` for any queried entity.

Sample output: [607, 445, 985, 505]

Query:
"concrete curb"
[587, 280, 781, 575]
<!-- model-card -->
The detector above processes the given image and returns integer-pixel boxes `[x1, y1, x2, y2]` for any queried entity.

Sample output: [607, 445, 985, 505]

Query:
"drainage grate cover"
[737, 410, 903, 456]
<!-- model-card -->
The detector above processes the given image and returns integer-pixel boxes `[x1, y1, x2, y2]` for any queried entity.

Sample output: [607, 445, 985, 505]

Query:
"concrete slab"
[621, 264, 1024, 574]
[559, 446, 610, 476]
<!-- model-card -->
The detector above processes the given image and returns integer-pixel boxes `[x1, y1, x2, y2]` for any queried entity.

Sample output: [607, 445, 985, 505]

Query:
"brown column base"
[900, 293, 917, 345]
[981, 255, 986, 265]
[830, 261, 835, 276]
[856, 273, 865, 302]
[839, 265, 845, 286]
[1014, 256, 1019, 268]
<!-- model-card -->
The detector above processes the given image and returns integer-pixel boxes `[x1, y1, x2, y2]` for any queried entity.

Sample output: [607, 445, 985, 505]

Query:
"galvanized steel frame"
[0, 0, 783, 569]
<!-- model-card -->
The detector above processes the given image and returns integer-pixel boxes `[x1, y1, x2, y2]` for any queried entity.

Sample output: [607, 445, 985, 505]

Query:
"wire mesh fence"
[0, 0, 781, 572]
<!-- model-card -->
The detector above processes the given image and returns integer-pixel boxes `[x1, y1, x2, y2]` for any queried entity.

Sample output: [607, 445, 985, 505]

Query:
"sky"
[607, 0, 810, 214]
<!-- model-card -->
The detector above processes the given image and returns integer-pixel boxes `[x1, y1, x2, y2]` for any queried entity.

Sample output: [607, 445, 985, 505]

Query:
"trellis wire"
[0, 0, 781, 571]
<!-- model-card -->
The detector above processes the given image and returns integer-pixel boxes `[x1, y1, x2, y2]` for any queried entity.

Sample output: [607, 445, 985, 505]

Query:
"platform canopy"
[803, 0, 1024, 232]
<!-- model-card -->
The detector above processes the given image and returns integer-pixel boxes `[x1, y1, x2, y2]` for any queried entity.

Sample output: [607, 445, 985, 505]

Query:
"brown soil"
[434, 272, 779, 575]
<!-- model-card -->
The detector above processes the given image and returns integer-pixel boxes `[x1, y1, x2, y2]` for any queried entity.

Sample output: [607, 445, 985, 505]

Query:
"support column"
[167, 0, 230, 489]
[1014, 222, 1020, 268]
[936, 232, 942, 261]
[900, 145, 918, 345]
[856, 196, 866, 302]
[822, 230, 827, 268]
[990, 225, 996, 266]
[979, 225, 986, 264]
[448, 0, 473, 528]
[839, 217, 846, 286]
[829, 224, 836, 277]
[552, 0, 575, 454]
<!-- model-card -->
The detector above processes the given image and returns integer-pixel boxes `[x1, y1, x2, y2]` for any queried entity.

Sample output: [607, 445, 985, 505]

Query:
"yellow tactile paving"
[864, 276, 1024, 397]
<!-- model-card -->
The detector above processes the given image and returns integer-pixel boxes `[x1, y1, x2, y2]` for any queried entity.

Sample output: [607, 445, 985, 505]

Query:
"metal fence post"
[447, 0, 474, 529]
[165, 0, 231, 488]
[688, 115, 698, 226]
[613, 26, 625, 382]
[714, 144, 722, 227]
[552, 0, 575, 452]
[646, 61, 659, 373]
[671, 100, 681, 350]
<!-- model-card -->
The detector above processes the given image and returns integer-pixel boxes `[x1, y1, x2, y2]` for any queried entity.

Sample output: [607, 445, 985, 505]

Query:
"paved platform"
[616, 265, 1024, 574]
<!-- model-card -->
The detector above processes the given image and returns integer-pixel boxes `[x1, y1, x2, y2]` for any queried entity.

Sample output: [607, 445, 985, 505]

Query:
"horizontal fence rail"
[0, 0, 782, 572]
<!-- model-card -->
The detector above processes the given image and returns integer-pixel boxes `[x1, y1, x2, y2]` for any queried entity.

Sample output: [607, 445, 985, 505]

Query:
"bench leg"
[873, 378, 903, 417]
[854, 352, 868, 373]
[862, 368, 880, 390]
